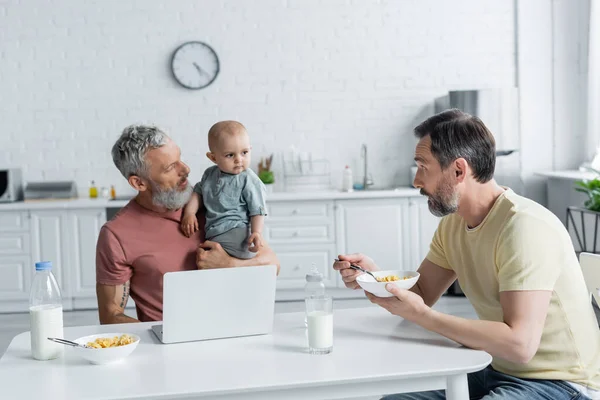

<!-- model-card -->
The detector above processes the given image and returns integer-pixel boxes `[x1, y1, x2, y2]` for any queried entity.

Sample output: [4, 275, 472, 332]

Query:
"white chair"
[579, 252, 600, 308]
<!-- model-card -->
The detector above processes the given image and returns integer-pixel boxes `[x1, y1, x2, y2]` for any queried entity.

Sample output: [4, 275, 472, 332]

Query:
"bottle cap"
[306, 273, 323, 282]
[35, 261, 52, 271]
[306, 265, 323, 282]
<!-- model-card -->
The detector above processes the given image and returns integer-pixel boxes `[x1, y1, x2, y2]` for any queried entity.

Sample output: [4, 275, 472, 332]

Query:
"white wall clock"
[171, 41, 220, 90]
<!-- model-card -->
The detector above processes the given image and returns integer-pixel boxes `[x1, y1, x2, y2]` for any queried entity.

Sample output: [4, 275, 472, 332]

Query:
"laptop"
[151, 265, 278, 344]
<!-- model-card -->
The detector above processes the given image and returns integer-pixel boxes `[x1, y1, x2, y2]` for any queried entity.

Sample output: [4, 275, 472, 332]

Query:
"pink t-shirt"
[96, 199, 204, 322]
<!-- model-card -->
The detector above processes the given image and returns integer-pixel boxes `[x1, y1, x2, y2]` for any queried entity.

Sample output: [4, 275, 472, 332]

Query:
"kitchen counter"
[0, 185, 437, 312]
[0, 187, 422, 210]
[535, 169, 597, 180]
[535, 169, 590, 225]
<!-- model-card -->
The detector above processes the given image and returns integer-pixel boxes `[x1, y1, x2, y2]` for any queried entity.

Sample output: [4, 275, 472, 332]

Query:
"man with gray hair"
[96, 125, 279, 324]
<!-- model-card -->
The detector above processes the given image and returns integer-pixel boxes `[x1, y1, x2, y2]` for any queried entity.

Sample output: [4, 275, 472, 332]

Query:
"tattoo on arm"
[119, 281, 130, 308]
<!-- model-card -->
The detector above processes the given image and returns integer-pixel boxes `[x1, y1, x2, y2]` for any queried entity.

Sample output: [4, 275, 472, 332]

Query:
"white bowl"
[356, 270, 420, 298]
[72, 333, 140, 365]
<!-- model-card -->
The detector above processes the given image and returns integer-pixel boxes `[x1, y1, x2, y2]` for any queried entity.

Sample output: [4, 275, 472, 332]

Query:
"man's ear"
[206, 152, 216, 163]
[128, 175, 148, 192]
[454, 158, 469, 183]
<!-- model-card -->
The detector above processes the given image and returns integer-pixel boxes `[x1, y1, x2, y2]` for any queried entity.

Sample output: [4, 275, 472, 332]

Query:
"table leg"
[446, 374, 469, 400]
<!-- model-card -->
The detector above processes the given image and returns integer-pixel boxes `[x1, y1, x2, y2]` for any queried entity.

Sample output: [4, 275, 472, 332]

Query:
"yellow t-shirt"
[427, 188, 600, 388]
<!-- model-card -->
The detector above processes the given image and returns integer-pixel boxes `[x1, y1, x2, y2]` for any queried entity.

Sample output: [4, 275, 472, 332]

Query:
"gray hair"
[111, 125, 169, 178]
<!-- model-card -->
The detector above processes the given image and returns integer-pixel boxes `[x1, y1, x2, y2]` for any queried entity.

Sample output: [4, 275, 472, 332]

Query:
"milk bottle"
[29, 261, 64, 360]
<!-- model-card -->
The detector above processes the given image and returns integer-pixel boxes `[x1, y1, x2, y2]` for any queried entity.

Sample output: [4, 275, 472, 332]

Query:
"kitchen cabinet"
[0, 255, 32, 302]
[0, 211, 32, 311]
[0, 191, 439, 311]
[0, 208, 109, 312]
[68, 209, 106, 304]
[266, 201, 338, 289]
[273, 244, 338, 289]
[407, 199, 440, 269]
[30, 210, 72, 309]
[335, 198, 410, 271]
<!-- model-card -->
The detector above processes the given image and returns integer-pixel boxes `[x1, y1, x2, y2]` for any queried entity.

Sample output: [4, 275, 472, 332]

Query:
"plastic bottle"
[89, 181, 98, 199]
[29, 261, 64, 360]
[342, 165, 353, 192]
[110, 185, 116, 200]
[304, 264, 326, 326]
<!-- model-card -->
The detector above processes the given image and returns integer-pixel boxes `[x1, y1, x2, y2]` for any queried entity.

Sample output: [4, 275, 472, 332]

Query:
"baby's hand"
[181, 215, 199, 237]
[248, 232, 263, 252]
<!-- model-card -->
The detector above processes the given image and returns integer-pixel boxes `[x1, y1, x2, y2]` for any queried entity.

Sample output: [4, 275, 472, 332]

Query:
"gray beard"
[150, 182, 192, 210]
[421, 180, 459, 218]
[427, 194, 459, 217]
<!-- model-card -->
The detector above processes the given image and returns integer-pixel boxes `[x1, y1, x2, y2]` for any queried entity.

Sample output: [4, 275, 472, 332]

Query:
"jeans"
[381, 366, 589, 400]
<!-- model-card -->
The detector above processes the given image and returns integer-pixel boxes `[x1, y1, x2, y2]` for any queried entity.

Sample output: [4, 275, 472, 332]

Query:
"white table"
[0, 307, 491, 400]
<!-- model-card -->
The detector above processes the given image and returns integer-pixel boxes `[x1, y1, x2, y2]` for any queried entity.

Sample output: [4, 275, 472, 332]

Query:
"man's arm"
[197, 240, 280, 275]
[371, 287, 551, 364]
[96, 281, 140, 324]
[411, 258, 457, 307]
[419, 290, 551, 364]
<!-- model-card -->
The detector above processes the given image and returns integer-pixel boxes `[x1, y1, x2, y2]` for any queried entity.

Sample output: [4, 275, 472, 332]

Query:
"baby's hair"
[208, 121, 247, 151]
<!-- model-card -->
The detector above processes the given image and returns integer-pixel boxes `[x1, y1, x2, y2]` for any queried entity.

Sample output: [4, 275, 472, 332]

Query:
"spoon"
[47, 337, 92, 349]
[334, 259, 379, 281]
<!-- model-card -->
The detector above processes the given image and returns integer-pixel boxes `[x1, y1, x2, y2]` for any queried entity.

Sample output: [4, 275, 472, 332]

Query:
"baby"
[181, 121, 267, 259]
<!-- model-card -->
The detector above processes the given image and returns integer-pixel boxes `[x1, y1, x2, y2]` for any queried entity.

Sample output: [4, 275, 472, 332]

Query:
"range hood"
[434, 88, 522, 195]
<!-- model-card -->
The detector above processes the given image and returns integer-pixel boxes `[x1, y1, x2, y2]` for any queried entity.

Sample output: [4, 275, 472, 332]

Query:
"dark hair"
[414, 108, 496, 183]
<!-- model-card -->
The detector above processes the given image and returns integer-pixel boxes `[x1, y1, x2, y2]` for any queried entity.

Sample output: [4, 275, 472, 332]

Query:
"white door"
[335, 199, 409, 276]
[0, 255, 32, 302]
[0, 211, 32, 310]
[30, 210, 71, 308]
[407, 198, 440, 269]
[68, 209, 106, 299]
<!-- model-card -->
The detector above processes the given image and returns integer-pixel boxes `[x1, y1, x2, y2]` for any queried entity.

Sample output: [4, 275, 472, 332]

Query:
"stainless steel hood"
[434, 88, 522, 193]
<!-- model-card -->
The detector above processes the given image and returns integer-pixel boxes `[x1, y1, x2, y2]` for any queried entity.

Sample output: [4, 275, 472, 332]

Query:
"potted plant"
[571, 167, 600, 253]
[575, 178, 600, 212]
[258, 154, 275, 193]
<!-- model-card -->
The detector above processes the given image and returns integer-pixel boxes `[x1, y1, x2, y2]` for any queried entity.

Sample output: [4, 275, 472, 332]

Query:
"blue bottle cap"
[35, 261, 52, 271]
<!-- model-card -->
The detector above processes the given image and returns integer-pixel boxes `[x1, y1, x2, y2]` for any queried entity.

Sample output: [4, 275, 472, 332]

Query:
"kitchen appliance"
[434, 88, 521, 192]
[0, 168, 24, 202]
[24, 181, 78, 200]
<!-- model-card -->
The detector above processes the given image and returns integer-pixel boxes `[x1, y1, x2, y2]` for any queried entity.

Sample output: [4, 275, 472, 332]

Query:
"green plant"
[575, 178, 600, 212]
[258, 154, 274, 184]
[259, 170, 274, 184]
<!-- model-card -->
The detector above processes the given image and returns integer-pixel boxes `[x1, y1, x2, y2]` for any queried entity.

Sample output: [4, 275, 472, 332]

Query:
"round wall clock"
[171, 41, 220, 90]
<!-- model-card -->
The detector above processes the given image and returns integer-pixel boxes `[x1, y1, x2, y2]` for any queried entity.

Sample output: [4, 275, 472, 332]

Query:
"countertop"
[0, 187, 422, 211]
[535, 169, 597, 180]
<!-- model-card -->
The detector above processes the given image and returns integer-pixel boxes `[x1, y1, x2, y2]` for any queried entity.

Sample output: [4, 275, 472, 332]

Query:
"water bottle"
[342, 165, 354, 192]
[29, 261, 64, 360]
[304, 265, 326, 326]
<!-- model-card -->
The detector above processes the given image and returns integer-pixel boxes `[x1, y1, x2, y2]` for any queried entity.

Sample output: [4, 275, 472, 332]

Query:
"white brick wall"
[0, 0, 516, 197]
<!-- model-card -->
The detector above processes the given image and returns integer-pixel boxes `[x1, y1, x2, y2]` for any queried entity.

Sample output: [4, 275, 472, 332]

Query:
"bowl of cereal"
[72, 333, 140, 365]
[356, 270, 420, 298]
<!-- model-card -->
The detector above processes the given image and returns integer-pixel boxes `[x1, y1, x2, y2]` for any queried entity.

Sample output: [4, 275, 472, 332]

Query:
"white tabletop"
[0, 307, 491, 400]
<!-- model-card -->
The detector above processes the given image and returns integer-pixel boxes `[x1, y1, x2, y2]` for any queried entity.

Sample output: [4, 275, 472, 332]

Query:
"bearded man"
[96, 125, 278, 324]
[334, 109, 600, 400]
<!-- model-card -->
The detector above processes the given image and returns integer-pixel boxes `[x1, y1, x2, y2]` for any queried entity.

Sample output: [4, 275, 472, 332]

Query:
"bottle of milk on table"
[304, 265, 325, 326]
[29, 261, 64, 360]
